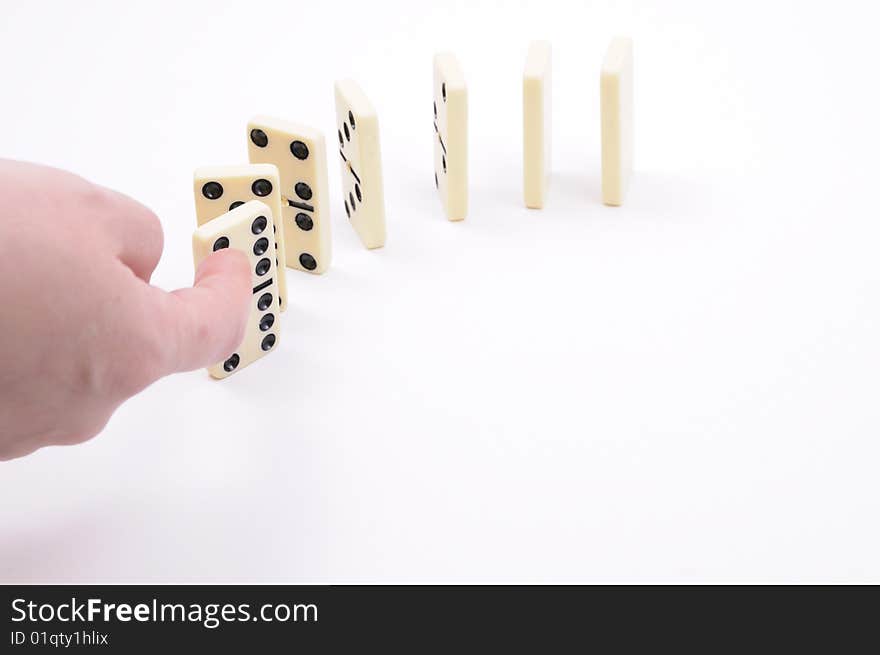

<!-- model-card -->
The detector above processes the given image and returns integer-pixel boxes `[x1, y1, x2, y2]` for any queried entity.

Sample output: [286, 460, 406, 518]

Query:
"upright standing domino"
[600, 37, 634, 206]
[523, 41, 552, 209]
[247, 116, 332, 275]
[433, 53, 468, 221]
[192, 200, 282, 379]
[334, 79, 386, 249]
[193, 164, 288, 312]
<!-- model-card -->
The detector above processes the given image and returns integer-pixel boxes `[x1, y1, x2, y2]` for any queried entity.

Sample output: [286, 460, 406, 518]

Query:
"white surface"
[1, 0, 878, 583]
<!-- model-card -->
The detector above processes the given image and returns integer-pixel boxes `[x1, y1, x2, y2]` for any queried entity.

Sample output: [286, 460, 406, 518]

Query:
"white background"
[1, 0, 878, 582]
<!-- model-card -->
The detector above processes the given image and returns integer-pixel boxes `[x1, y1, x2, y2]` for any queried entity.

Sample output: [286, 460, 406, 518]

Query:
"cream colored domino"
[247, 116, 332, 275]
[600, 37, 634, 206]
[523, 41, 552, 209]
[334, 79, 386, 249]
[433, 53, 468, 221]
[193, 164, 288, 312]
[192, 200, 282, 379]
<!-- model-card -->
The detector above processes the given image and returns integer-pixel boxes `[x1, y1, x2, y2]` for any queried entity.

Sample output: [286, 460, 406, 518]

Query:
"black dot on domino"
[261, 334, 276, 351]
[290, 140, 309, 160]
[348, 110, 355, 129]
[338, 130, 344, 147]
[442, 82, 446, 101]
[257, 293, 273, 311]
[255, 258, 271, 276]
[295, 213, 313, 231]
[442, 155, 446, 173]
[433, 101, 437, 118]
[253, 237, 269, 256]
[295, 182, 312, 200]
[344, 201, 350, 218]
[202, 181, 223, 200]
[355, 183, 361, 202]
[213, 236, 230, 251]
[259, 314, 275, 332]
[434, 172, 438, 188]
[223, 354, 240, 372]
[349, 192, 355, 208]
[252, 178, 273, 197]
[251, 216, 268, 234]
[299, 253, 317, 271]
[229, 200, 244, 211]
[250, 129, 268, 148]
[343, 122, 350, 141]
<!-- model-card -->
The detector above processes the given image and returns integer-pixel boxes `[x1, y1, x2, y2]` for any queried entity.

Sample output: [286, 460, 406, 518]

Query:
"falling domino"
[523, 41, 552, 209]
[192, 200, 282, 379]
[334, 79, 387, 249]
[193, 164, 288, 312]
[247, 116, 332, 275]
[600, 37, 634, 206]
[433, 52, 468, 221]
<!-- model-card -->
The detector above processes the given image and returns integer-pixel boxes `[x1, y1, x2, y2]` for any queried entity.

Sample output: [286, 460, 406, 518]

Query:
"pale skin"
[0, 159, 252, 460]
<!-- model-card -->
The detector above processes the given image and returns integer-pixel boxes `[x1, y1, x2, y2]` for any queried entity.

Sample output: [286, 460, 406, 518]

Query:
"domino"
[433, 53, 468, 221]
[193, 164, 288, 312]
[523, 41, 552, 209]
[334, 79, 386, 249]
[600, 36, 633, 206]
[192, 200, 282, 379]
[247, 116, 332, 275]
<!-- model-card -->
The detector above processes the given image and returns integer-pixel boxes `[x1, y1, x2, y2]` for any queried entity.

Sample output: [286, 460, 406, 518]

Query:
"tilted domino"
[523, 41, 552, 209]
[192, 200, 282, 379]
[433, 52, 468, 221]
[193, 164, 288, 312]
[334, 79, 386, 249]
[600, 37, 633, 206]
[247, 116, 332, 275]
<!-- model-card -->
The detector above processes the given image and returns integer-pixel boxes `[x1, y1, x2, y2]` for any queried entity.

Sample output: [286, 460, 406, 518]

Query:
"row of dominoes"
[191, 38, 634, 379]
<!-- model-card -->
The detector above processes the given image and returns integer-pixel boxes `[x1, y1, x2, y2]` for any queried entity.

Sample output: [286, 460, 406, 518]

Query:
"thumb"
[159, 248, 252, 373]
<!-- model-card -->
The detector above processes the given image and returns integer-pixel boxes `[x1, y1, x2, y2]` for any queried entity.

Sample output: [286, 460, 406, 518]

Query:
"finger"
[154, 248, 252, 374]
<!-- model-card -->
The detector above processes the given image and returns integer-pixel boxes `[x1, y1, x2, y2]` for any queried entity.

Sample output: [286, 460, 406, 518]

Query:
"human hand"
[0, 159, 252, 460]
